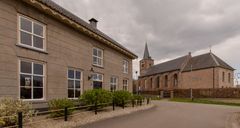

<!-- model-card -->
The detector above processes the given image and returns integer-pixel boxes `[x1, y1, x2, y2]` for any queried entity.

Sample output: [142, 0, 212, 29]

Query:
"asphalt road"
[82, 101, 240, 128]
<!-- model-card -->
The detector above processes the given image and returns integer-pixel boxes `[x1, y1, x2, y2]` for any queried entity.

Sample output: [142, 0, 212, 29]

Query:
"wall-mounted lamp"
[88, 67, 95, 80]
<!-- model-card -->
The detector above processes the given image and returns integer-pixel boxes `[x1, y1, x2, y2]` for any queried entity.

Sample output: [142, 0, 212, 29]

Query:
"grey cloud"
[52, 0, 240, 76]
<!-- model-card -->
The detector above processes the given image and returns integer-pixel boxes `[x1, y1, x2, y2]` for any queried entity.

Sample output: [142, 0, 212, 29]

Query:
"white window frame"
[110, 77, 118, 92]
[19, 59, 45, 101]
[92, 47, 103, 67]
[123, 79, 128, 91]
[67, 69, 83, 99]
[123, 60, 129, 74]
[92, 73, 104, 89]
[18, 15, 46, 51]
[92, 73, 103, 82]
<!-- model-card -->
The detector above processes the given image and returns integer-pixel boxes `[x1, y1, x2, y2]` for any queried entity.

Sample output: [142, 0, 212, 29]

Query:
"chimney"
[188, 52, 191, 56]
[89, 18, 98, 28]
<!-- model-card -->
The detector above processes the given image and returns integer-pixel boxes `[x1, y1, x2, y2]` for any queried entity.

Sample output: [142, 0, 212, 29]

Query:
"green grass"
[170, 98, 240, 107]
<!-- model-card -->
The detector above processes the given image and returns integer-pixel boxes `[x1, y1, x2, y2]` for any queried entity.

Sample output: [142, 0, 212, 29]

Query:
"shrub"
[133, 94, 144, 101]
[0, 98, 35, 127]
[48, 98, 75, 117]
[80, 89, 112, 107]
[113, 91, 132, 106]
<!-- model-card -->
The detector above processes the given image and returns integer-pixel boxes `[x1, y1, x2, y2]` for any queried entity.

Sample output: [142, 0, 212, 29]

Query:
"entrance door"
[93, 81, 102, 89]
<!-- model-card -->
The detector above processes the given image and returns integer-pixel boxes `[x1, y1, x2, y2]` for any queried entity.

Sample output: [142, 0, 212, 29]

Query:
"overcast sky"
[52, 0, 240, 83]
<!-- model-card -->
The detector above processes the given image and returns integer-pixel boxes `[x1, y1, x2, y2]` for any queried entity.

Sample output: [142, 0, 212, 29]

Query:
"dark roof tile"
[36, 0, 137, 58]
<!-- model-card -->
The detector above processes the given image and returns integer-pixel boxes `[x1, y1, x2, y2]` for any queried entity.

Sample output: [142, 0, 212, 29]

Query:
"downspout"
[213, 67, 215, 88]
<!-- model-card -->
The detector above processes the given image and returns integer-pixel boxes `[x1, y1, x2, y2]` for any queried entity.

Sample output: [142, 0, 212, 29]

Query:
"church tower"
[140, 43, 154, 76]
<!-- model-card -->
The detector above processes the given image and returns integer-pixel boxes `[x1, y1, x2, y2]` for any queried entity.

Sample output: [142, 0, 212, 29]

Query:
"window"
[156, 76, 160, 88]
[165, 75, 168, 87]
[20, 60, 44, 100]
[228, 73, 231, 83]
[174, 74, 178, 87]
[93, 48, 103, 67]
[92, 73, 103, 89]
[123, 60, 129, 73]
[110, 77, 118, 92]
[68, 69, 82, 99]
[222, 72, 225, 82]
[123, 79, 128, 91]
[19, 16, 45, 50]
[144, 79, 147, 89]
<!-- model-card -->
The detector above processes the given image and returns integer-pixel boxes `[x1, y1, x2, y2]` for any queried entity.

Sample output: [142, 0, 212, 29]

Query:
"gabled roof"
[141, 55, 189, 77]
[143, 43, 151, 59]
[183, 53, 234, 71]
[24, 0, 137, 59]
[140, 52, 234, 77]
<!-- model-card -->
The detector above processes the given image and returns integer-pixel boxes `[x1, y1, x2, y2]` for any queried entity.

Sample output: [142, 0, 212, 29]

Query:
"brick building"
[138, 43, 234, 91]
[0, 0, 137, 102]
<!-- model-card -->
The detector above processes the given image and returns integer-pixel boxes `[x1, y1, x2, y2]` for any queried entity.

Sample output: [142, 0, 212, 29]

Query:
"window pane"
[68, 80, 74, 88]
[33, 88, 43, 99]
[98, 58, 102, 66]
[98, 50, 102, 57]
[20, 74, 32, 87]
[93, 57, 98, 64]
[98, 75, 102, 81]
[75, 89, 80, 98]
[33, 76, 43, 87]
[33, 23, 43, 36]
[20, 31, 32, 46]
[33, 36, 43, 49]
[93, 49, 98, 56]
[21, 61, 32, 73]
[20, 87, 32, 99]
[76, 71, 81, 79]
[68, 70, 74, 78]
[75, 80, 80, 88]
[68, 89, 74, 98]
[34, 64, 43, 75]
[20, 17, 32, 32]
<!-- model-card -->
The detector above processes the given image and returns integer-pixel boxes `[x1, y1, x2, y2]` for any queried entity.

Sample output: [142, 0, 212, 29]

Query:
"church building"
[138, 43, 234, 91]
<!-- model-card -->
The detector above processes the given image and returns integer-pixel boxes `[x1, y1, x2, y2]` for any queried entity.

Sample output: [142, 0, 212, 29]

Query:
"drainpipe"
[213, 67, 215, 88]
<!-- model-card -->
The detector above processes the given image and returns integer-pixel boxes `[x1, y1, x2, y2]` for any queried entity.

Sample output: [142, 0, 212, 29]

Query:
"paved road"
[82, 101, 240, 128]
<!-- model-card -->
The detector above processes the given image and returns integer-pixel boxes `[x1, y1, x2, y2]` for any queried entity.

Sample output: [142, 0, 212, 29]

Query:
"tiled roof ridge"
[30, 0, 137, 59]
[210, 52, 220, 66]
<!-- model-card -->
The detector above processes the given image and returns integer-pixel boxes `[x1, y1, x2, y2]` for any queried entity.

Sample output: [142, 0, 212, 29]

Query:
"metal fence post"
[132, 99, 135, 107]
[147, 98, 150, 104]
[190, 88, 193, 101]
[122, 99, 125, 109]
[140, 99, 142, 106]
[64, 107, 68, 121]
[95, 101, 98, 115]
[112, 99, 115, 111]
[18, 112, 23, 128]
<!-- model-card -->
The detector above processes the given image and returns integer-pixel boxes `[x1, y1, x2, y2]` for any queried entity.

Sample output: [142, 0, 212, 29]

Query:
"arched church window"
[174, 74, 178, 87]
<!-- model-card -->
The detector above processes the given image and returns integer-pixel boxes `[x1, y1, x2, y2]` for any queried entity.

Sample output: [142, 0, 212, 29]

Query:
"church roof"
[140, 52, 234, 77]
[141, 55, 189, 77]
[183, 53, 234, 71]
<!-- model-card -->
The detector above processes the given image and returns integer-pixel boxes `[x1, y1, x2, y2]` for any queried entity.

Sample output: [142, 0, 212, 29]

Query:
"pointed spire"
[143, 42, 151, 59]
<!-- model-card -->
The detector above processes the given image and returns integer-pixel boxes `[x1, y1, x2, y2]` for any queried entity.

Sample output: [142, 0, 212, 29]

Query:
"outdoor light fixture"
[88, 67, 94, 80]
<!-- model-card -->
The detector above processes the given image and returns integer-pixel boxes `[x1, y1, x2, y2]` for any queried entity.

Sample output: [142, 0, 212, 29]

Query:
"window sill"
[92, 64, 104, 69]
[16, 44, 48, 54]
[21, 99, 46, 102]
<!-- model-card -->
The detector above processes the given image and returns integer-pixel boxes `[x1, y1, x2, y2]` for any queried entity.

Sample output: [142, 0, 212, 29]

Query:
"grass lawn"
[170, 98, 240, 107]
